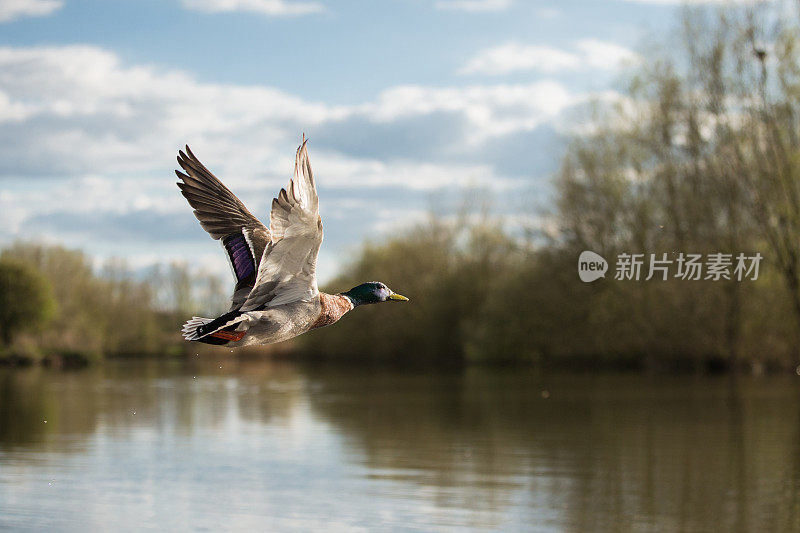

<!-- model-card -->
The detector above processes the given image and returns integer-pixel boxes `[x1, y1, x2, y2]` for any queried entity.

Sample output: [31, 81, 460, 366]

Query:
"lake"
[1, 360, 799, 532]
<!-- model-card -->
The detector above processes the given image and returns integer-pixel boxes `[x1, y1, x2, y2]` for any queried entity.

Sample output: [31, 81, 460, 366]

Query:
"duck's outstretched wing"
[175, 146, 270, 309]
[240, 137, 323, 311]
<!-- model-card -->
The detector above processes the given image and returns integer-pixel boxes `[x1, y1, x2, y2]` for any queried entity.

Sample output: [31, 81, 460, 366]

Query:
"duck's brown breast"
[310, 292, 354, 329]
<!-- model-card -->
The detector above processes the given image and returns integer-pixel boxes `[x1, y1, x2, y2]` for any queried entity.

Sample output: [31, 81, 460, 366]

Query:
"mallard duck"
[176, 136, 409, 347]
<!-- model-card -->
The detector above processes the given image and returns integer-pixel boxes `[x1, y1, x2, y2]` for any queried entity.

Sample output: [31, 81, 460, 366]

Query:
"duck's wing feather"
[240, 138, 323, 311]
[175, 146, 270, 309]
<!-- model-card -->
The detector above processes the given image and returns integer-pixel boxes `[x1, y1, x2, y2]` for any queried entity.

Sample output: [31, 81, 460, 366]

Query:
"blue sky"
[0, 0, 694, 282]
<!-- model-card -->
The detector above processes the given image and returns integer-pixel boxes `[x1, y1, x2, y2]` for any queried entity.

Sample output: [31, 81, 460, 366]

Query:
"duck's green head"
[342, 281, 409, 307]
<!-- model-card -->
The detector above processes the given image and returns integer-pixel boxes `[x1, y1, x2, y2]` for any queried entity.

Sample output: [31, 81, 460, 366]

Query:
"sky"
[0, 0, 702, 283]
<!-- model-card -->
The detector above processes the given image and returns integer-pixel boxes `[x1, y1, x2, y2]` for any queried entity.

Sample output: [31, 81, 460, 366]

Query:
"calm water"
[1, 360, 799, 532]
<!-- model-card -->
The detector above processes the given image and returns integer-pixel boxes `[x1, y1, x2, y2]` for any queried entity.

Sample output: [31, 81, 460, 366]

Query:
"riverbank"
[1, 344, 795, 375]
[0, 348, 95, 369]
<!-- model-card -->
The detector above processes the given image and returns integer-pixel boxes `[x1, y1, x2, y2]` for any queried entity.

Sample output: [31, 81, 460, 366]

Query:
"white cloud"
[0, 44, 595, 273]
[0, 45, 346, 180]
[460, 40, 639, 76]
[459, 43, 580, 76]
[360, 81, 575, 143]
[0, 45, 580, 180]
[574, 39, 639, 70]
[181, 0, 324, 16]
[0, 90, 32, 121]
[434, 0, 512, 12]
[0, 0, 62, 23]
[311, 151, 517, 190]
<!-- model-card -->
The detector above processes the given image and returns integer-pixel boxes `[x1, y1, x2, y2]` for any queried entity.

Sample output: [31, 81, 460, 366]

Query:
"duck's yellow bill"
[388, 293, 409, 302]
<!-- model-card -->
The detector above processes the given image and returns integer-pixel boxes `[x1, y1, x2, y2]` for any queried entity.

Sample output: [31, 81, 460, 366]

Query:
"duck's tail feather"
[182, 316, 213, 341]
[181, 311, 248, 345]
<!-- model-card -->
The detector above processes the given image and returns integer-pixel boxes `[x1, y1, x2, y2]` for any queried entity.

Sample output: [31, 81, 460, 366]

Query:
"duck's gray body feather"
[229, 300, 323, 347]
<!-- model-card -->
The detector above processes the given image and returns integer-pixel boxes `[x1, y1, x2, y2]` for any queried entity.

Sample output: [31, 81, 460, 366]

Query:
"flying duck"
[176, 137, 409, 347]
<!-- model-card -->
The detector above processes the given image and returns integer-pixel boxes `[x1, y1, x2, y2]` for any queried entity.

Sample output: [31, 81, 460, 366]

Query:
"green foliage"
[300, 213, 520, 364]
[546, 6, 800, 370]
[0, 259, 55, 347]
[300, 6, 800, 371]
[0, 244, 227, 360]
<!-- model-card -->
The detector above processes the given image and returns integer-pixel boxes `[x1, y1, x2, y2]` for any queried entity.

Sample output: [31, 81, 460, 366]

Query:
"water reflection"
[1, 361, 799, 531]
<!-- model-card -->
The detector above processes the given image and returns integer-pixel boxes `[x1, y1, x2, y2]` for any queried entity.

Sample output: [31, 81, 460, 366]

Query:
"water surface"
[1, 360, 799, 531]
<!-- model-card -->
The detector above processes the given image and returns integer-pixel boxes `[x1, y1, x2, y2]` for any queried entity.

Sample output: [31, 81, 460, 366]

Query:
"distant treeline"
[0, 244, 228, 364]
[4, 6, 800, 371]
